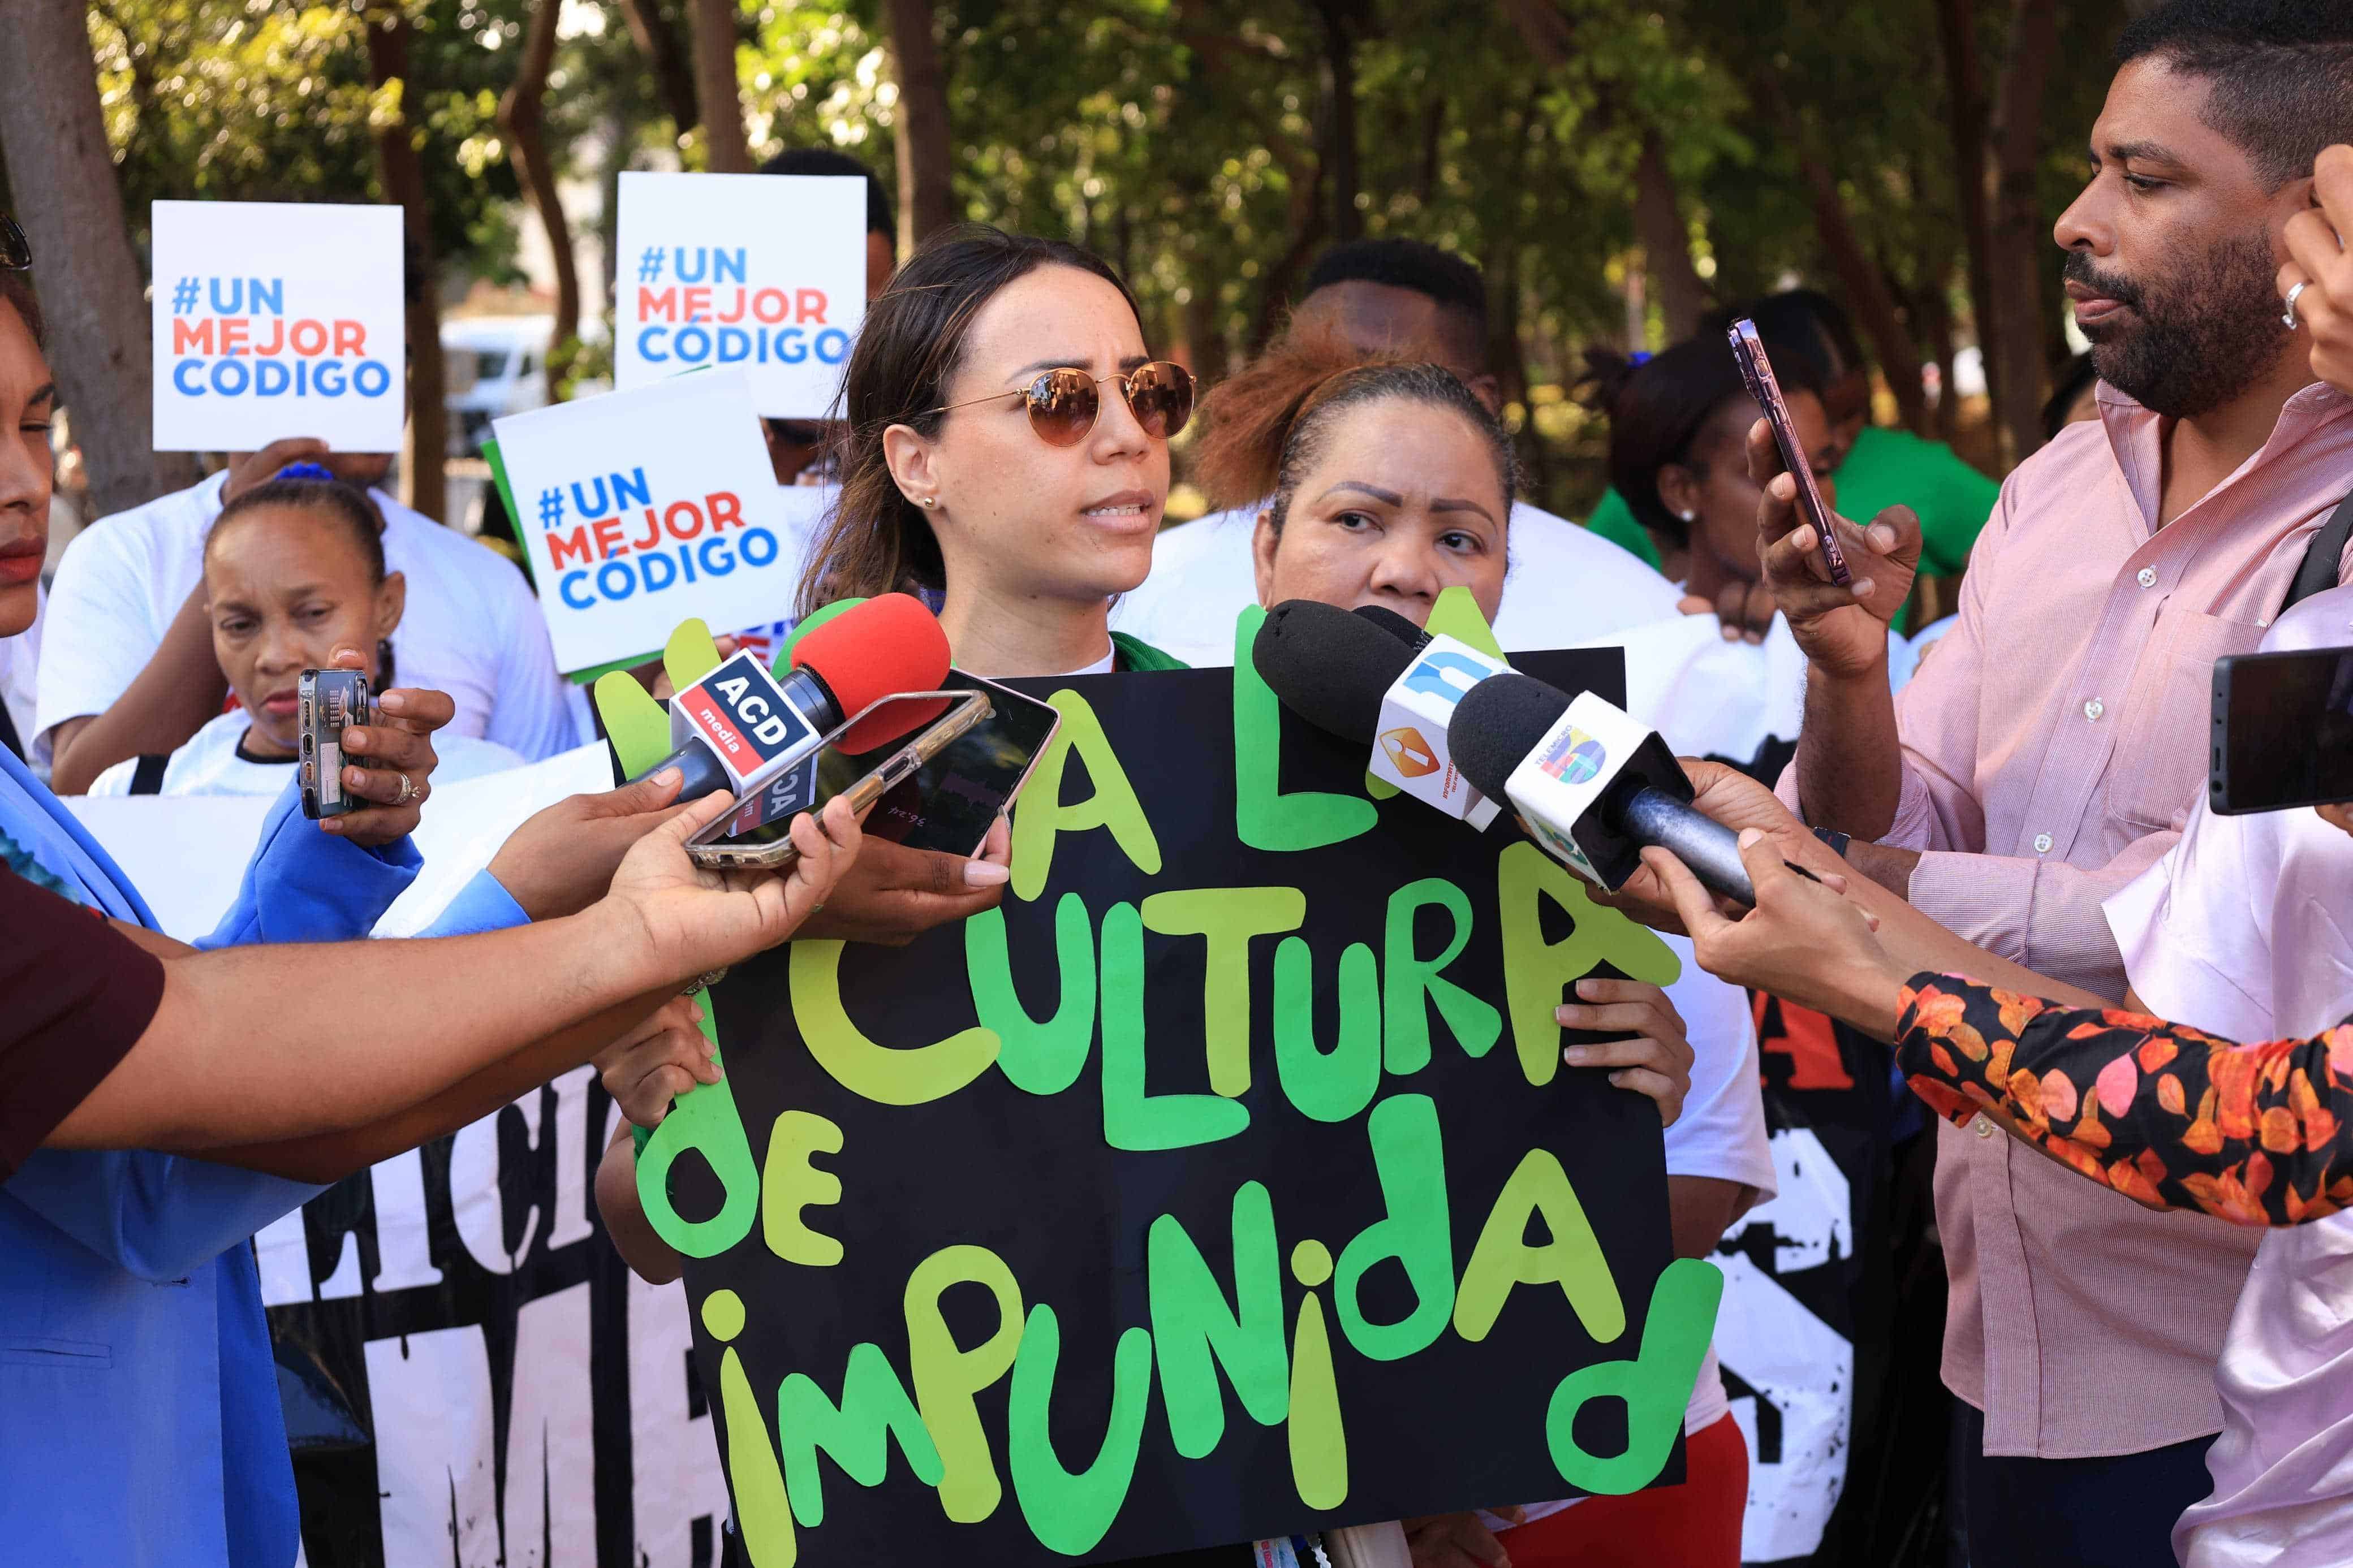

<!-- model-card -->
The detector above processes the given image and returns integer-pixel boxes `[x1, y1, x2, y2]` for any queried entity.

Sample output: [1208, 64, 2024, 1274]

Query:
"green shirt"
[1582, 424, 2002, 630]
[1110, 631, 1187, 672]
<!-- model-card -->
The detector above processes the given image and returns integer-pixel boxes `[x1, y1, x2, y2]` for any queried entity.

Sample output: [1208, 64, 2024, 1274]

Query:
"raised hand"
[320, 643, 454, 846]
[1748, 416, 1920, 677]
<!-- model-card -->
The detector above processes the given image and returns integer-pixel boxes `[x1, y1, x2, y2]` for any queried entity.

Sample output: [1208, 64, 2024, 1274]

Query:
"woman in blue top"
[0, 262, 773, 1566]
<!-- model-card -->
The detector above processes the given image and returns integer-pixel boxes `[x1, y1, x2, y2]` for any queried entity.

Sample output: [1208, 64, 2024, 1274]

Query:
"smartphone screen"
[853, 672, 1062, 854]
[1729, 319, 1851, 589]
[702, 691, 961, 849]
[2213, 647, 2353, 814]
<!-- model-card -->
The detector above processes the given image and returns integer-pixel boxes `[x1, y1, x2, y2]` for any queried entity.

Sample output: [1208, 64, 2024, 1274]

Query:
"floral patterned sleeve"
[1893, 974, 2353, 1227]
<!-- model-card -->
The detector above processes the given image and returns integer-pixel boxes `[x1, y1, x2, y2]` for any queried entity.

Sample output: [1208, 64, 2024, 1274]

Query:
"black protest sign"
[637, 628, 1726, 1565]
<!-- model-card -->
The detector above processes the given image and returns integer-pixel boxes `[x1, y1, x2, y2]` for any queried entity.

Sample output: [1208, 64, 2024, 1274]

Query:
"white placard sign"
[613, 171, 867, 417]
[149, 200, 407, 452]
[492, 370, 796, 673]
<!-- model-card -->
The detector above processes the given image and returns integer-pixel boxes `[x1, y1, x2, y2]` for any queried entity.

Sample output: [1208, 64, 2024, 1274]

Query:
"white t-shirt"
[0, 580, 43, 775]
[36, 470, 589, 763]
[1110, 500, 1687, 668]
[1580, 604, 1919, 772]
[85, 708, 524, 798]
[2101, 586, 2353, 1568]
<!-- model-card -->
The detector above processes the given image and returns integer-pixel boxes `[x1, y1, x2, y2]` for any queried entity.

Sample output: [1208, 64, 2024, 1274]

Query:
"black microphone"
[1252, 600, 1426, 745]
[1447, 671, 1760, 905]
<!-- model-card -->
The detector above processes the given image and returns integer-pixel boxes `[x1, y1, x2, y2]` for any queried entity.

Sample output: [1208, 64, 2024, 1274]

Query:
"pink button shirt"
[1782, 381, 2353, 1457]
[2106, 586, 2353, 1565]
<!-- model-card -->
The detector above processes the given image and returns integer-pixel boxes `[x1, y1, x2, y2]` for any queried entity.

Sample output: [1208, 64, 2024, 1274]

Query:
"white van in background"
[442, 316, 551, 455]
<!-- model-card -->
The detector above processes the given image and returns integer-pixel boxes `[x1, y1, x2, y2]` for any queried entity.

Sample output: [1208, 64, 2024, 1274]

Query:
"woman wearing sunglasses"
[798, 224, 1194, 676]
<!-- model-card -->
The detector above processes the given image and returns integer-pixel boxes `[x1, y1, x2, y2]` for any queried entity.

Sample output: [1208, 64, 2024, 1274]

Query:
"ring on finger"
[394, 771, 419, 805]
[2285, 279, 2311, 331]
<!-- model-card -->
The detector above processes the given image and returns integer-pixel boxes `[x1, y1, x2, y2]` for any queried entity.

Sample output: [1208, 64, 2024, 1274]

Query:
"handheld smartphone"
[299, 668, 373, 819]
[684, 689, 992, 869]
[855, 671, 1065, 856]
[2210, 646, 2353, 815]
[1729, 318, 1852, 589]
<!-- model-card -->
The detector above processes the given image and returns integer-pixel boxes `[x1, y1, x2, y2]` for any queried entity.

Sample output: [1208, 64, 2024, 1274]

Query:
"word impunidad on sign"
[610, 612, 1724, 1565]
[615, 172, 869, 418]
[150, 201, 407, 452]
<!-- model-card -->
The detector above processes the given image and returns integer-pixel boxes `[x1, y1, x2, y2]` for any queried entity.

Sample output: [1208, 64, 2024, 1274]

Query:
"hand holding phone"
[1729, 319, 1851, 588]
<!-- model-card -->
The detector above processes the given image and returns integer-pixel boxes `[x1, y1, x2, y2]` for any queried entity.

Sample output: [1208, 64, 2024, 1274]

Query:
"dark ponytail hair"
[1190, 318, 1518, 535]
[1590, 332, 1823, 550]
[209, 477, 388, 582]
[796, 224, 1145, 616]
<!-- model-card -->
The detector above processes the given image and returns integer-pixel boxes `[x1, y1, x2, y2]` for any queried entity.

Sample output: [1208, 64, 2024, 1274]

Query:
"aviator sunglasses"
[1, 213, 29, 272]
[923, 360, 1195, 447]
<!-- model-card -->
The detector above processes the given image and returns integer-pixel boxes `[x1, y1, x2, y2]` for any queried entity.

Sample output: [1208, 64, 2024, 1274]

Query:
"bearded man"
[1732, 3, 2353, 1563]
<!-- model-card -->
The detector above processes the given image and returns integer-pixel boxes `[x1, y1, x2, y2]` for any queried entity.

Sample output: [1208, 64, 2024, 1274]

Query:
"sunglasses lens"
[0, 215, 28, 271]
[1127, 362, 1195, 438]
[1027, 370, 1099, 446]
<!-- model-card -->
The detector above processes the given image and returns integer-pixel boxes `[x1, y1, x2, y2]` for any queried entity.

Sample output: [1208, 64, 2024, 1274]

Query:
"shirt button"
[2137, 568, 2157, 588]
[2033, 832, 2054, 854]
[2084, 698, 2105, 722]
[1976, 1118, 1996, 1139]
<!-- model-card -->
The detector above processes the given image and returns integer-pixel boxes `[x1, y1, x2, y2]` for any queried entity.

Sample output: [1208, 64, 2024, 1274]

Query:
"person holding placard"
[81, 475, 523, 798]
[37, 429, 585, 792]
[1193, 319, 1772, 1568]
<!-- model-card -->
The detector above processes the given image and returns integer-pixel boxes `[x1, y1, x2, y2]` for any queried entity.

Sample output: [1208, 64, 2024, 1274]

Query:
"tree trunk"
[364, 8, 448, 523]
[1936, 0, 1999, 420]
[1316, 0, 1362, 243]
[1634, 131, 1709, 340]
[885, 0, 955, 249]
[498, 0, 579, 360]
[1799, 153, 1929, 433]
[687, 0, 749, 172]
[617, 0, 701, 139]
[0, 0, 198, 516]
[1921, 279, 1960, 440]
[1180, 282, 1230, 390]
[1985, 0, 2060, 467]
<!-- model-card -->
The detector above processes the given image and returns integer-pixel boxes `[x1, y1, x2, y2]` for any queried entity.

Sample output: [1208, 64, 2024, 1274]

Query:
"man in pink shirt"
[1751, 4, 2353, 1563]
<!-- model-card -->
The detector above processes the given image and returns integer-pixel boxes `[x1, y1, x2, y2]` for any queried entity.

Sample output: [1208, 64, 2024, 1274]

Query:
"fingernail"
[689, 1001, 705, 1023]
[654, 766, 682, 787]
[1854, 578, 1876, 599]
[342, 730, 366, 753]
[1575, 978, 1604, 999]
[1564, 1046, 1591, 1065]
[1738, 828, 1764, 848]
[377, 690, 407, 713]
[1555, 1005, 1587, 1025]
[1721, 624, 1740, 641]
[344, 767, 367, 787]
[964, 861, 1010, 886]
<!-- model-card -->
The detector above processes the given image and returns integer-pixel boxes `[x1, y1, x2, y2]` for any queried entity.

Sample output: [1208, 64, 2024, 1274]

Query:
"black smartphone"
[298, 668, 372, 819]
[2210, 646, 2353, 814]
[1729, 318, 1852, 589]
[850, 671, 1064, 855]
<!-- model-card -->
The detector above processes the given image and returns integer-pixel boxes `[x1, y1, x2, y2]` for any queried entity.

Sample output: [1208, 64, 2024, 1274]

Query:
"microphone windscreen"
[1351, 603, 1430, 648]
[792, 592, 954, 752]
[1252, 599, 1424, 745]
[1449, 671, 1571, 800]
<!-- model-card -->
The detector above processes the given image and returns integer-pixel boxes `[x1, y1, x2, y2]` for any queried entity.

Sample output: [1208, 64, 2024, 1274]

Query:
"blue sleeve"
[199, 776, 421, 949]
[3, 1148, 321, 1282]
[417, 867, 531, 937]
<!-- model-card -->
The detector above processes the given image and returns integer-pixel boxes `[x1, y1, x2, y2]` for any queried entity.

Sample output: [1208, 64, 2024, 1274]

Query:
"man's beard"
[2066, 232, 2285, 419]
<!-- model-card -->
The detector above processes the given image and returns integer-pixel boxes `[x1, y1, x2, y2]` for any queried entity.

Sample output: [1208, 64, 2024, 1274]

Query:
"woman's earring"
[1678, 510, 1696, 522]
[917, 495, 937, 509]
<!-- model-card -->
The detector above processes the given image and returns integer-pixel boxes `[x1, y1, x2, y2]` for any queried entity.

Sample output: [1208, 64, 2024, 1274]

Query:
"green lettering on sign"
[1148, 1180, 1288, 1458]
[1273, 937, 1382, 1124]
[792, 940, 999, 1105]
[760, 1111, 846, 1267]
[1231, 603, 1381, 849]
[1497, 841, 1681, 1085]
[778, 1342, 944, 1527]
[1100, 901, 1250, 1151]
[1545, 1259, 1723, 1495]
[1140, 885, 1307, 1097]
[1333, 1094, 1455, 1360]
[967, 893, 1097, 1096]
[1453, 1148, 1625, 1344]
[904, 1245, 1025, 1524]
[1383, 878, 1502, 1074]
[1009, 1304, 1155, 1554]
[1012, 690, 1162, 901]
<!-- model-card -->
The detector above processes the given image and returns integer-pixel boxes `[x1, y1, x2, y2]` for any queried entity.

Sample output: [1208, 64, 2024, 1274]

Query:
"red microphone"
[641, 593, 952, 798]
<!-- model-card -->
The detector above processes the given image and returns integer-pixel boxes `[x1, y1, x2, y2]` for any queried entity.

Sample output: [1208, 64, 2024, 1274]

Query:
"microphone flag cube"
[1504, 690, 1689, 889]
[1365, 632, 1511, 828]
[669, 649, 825, 831]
